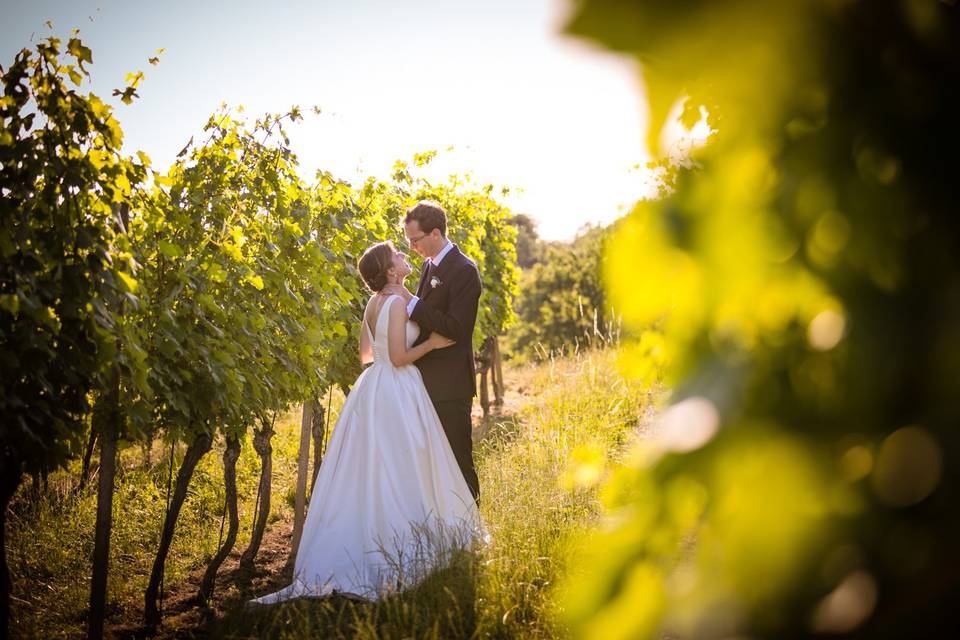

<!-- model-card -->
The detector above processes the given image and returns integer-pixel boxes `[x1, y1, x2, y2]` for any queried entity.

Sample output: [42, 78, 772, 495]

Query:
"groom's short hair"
[404, 201, 447, 237]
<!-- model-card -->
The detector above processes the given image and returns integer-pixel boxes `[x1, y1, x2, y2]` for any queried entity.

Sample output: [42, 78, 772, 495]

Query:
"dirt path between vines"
[107, 511, 298, 639]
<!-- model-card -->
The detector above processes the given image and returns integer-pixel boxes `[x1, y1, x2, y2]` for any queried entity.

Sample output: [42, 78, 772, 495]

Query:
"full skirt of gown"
[248, 295, 484, 604]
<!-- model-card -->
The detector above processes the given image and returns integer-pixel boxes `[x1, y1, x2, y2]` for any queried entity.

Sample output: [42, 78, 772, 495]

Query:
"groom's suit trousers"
[432, 398, 480, 502]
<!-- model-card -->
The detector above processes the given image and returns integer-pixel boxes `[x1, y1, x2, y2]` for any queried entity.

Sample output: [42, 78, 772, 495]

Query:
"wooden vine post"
[492, 336, 505, 407]
[290, 401, 314, 565]
[476, 337, 493, 417]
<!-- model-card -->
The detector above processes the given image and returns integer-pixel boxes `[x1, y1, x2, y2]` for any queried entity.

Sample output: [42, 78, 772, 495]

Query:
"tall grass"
[7, 350, 656, 639]
[472, 349, 654, 638]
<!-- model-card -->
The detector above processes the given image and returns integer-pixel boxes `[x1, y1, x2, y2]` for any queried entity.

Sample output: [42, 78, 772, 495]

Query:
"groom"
[393, 200, 482, 502]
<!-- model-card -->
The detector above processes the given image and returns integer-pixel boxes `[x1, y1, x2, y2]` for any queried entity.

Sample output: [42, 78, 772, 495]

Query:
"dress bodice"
[368, 295, 419, 365]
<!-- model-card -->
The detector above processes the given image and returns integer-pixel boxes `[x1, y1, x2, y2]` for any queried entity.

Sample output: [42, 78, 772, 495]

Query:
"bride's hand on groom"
[426, 332, 455, 350]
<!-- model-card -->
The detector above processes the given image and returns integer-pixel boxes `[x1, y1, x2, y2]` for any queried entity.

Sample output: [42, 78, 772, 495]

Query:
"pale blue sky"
[2, 0, 658, 240]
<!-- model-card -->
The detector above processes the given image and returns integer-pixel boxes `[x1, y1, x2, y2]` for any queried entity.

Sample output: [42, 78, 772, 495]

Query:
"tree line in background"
[505, 215, 618, 362]
[0, 34, 518, 638]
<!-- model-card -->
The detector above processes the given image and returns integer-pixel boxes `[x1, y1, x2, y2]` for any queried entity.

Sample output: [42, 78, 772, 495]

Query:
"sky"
[2, 0, 660, 240]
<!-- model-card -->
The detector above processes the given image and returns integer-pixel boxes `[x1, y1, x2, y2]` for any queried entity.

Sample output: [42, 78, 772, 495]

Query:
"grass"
[6, 349, 657, 639]
[470, 351, 655, 638]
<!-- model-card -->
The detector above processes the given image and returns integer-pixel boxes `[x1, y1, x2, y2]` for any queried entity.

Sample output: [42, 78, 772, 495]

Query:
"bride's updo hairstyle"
[358, 241, 396, 292]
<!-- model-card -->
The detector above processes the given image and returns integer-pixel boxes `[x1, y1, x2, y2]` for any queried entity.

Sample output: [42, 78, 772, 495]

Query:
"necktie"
[422, 260, 434, 294]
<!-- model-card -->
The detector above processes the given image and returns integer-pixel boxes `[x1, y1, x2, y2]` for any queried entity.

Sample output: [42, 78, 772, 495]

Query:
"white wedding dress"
[249, 294, 484, 604]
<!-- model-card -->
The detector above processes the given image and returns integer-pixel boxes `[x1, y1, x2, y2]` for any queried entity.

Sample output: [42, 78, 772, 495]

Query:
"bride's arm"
[387, 298, 452, 367]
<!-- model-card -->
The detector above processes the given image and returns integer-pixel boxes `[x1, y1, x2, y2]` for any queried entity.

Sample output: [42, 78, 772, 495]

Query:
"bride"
[248, 241, 485, 605]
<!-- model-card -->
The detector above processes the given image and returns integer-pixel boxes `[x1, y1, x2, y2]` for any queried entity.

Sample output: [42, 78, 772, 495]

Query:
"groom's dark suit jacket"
[410, 244, 481, 401]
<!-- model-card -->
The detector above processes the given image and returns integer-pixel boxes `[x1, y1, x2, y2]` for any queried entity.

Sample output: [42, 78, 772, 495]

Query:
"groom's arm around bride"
[409, 264, 480, 349]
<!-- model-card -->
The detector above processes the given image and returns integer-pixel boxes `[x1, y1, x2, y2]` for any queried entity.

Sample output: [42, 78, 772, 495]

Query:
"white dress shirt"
[406, 240, 453, 315]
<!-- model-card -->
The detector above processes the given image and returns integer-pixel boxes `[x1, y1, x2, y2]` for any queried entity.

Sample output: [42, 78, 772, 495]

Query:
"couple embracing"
[249, 201, 486, 605]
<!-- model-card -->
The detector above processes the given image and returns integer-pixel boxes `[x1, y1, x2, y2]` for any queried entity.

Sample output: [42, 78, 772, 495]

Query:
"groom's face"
[403, 220, 439, 259]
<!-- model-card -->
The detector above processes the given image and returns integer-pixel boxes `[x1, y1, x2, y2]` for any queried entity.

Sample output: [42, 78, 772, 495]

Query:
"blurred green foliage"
[560, 0, 960, 637]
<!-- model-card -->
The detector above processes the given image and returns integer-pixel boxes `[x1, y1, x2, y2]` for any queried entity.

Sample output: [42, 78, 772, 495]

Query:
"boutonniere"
[430, 275, 442, 288]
